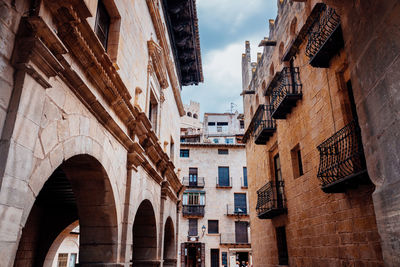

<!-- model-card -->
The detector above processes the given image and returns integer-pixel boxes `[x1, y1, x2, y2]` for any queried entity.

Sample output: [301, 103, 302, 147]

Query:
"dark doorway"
[236, 252, 249, 266]
[182, 243, 204, 267]
[210, 249, 219, 267]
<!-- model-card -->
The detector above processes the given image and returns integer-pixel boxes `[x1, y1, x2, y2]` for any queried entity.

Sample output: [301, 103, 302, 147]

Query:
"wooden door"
[210, 249, 219, 267]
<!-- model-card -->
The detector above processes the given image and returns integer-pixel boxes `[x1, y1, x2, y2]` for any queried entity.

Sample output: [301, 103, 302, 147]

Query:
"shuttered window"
[188, 219, 198, 236]
[94, 0, 110, 50]
[208, 220, 219, 234]
[234, 193, 247, 214]
[218, 167, 230, 186]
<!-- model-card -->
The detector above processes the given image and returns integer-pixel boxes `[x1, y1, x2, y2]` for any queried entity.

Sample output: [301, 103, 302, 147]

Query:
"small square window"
[208, 122, 216, 126]
[213, 139, 219, 144]
[180, 149, 189, 158]
[218, 149, 229, 155]
[208, 220, 219, 234]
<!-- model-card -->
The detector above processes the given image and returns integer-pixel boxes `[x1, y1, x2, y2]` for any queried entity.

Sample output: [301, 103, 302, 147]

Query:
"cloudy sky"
[181, 0, 277, 116]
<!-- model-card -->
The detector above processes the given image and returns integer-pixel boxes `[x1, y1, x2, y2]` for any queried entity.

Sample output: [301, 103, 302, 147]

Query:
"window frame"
[180, 149, 190, 158]
[208, 220, 219, 234]
[218, 149, 229, 155]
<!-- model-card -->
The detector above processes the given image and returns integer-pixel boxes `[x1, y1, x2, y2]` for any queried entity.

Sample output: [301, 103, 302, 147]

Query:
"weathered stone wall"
[0, 0, 188, 265]
[242, 0, 384, 266]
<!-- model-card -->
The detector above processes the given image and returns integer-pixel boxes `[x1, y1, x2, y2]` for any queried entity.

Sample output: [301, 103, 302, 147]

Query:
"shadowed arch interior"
[14, 154, 118, 267]
[132, 200, 158, 265]
[163, 217, 176, 265]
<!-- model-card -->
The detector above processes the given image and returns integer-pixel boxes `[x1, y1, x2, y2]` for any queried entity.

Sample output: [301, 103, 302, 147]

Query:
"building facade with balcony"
[178, 106, 251, 267]
[241, 0, 385, 266]
[0, 0, 202, 266]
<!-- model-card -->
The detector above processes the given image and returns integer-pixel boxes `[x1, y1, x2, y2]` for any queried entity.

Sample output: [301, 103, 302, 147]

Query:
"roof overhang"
[162, 0, 203, 86]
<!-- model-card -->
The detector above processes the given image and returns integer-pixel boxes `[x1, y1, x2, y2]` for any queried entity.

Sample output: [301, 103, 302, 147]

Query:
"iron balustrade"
[305, 4, 344, 67]
[226, 204, 248, 216]
[182, 177, 205, 188]
[270, 67, 302, 119]
[256, 181, 286, 219]
[253, 104, 276, 144]
[182, 205, 205, 217]
[220, 233, 250, 245]
[317, 120, 369, 193]
[216, 176, 232, 188]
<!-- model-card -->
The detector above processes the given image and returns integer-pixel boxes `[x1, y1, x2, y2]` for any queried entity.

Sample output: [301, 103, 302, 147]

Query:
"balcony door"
[235, 221, 248, 244]
[234, 193, 247, 214]
[189, 168, 198, 186]
[218, 167, 230, 186]
[274, 154, 283, 208]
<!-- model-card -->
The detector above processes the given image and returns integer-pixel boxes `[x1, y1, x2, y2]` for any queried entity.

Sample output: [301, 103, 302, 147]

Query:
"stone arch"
[163, 217, 176, 266]
[14, 154, 119, 267]
[132, 199, 158, 266]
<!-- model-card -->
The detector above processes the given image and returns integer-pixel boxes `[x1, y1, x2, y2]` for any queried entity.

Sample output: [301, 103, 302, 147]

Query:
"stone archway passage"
[163, 217, 176, 267]
[14, 155, 119, 267]
[132, 200, 159, 267]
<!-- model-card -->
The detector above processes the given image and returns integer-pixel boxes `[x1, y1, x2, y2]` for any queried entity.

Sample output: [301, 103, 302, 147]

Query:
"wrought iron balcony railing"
[253, 104, 276, 144]
[216, 176, 232, 188]
[226, 204, 248, 217]
[270, 67, 302, 119]
[317, 120, 370, 193]
[182, 177, 205, 188]
[256, 181, 286, 219]
[306, 4, 344, 68]
[182, 205, 205, 217]
[220, 233, 250, 245]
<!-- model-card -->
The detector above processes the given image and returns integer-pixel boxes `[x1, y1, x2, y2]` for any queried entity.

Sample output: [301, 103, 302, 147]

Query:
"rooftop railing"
[317, 120, 370, 193]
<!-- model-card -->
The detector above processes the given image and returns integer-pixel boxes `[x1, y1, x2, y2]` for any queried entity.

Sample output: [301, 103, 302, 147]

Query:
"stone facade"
[241, 0, 393, 266]
[178, 109, 250, 267]
[0, 0, 202, 266]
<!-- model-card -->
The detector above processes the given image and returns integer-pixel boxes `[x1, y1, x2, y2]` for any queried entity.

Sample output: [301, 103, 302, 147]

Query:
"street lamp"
[201, 225, 206, 236]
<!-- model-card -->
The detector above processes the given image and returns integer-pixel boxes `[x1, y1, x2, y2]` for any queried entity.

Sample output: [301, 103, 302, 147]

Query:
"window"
[208, 220, 219, 234]
[217, 122, 228, 126]
[189, 168, 198, 186]
[94, 0, 110, 50]
[217, 126, 222, 132]
[240, 120, 245, 129]
[211, 249, 219, 267]
[243, 167, 248, 187]
[208, 122, 216, 126]
[218, 149, 229, 155]
[235, 221, 248, 243]
[234, 193, 247, 214]
[193, 114, 198, 119]
[69, 253, 77, 267]
[225, 138, 233, 144]
[57, 253, 68, 267]
[213, 138, 219, 144]
[180, 149, 189, 157]
[148, 91, 158, 133]
[187, 112, 192, 117]
[276, 226, 289, 265]
[188, 219, 198, 236]
[183, 192, 205, 205]
[291, 145, 303, 178]
[218, 167, 230, 187]
[222, 252, 228, 267]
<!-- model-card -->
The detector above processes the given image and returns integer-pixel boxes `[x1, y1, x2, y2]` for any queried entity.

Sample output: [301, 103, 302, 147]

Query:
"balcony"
[220, 233, 250, 247]
[182, 205, 205, 217]
[256, 181, 286, 219]
[216, 177, 232, 188]
[226, 204, 248, 217]
[270, 67, 302, 119]
[305, 4, 344, 68]
[182, 177, 205, 188]
[317, 120, 370, 193]
[253, 105, 276, 144]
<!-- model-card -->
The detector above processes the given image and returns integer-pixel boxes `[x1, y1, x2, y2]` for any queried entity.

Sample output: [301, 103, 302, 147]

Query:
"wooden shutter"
[208, 220, 219, 234]
[189, 219, 198, 236]
[235, 221, 248, 243]
[218, 167, 229, 186]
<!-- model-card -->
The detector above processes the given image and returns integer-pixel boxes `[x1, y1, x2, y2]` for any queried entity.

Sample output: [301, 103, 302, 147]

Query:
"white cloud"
[182, 37, 263, 116]
[197, 0, 269, 31]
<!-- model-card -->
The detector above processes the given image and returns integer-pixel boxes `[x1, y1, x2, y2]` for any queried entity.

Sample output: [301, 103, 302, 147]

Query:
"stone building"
[178, 108, 251, 267]
[241, 0, 399, 266]
[0, 0, 202, 266]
